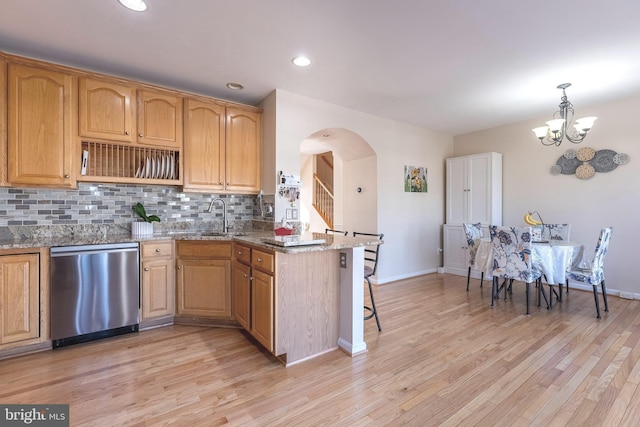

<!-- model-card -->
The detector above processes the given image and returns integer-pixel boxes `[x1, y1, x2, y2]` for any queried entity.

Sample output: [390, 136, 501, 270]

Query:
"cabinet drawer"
[141, 241, 173, 259]
[177, 241, 231, 258]
[234, 244, 251, 265]
[252, 249, 274, 274]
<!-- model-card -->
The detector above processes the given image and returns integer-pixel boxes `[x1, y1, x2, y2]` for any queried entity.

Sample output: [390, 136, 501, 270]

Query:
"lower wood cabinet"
[176, 241, 232, 319]
[0, 253, 40, 346]
[233, 244, 275, 353]
[140, 241, 175, 323]
[233, 261, 251, 330]
[250, 268, 274, 351]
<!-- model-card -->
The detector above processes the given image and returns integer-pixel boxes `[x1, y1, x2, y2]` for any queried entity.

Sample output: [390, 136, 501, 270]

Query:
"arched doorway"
[299, 128, 377, 235]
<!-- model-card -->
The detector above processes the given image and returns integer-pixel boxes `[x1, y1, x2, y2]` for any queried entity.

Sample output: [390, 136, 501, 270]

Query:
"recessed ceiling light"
[226, 82, 244, 90]
[118, 0, 147, 12]
[292, 56, 311, 67]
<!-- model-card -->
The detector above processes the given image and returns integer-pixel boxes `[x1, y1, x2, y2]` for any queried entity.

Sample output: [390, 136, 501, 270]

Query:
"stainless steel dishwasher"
[50, 242, 140, 348]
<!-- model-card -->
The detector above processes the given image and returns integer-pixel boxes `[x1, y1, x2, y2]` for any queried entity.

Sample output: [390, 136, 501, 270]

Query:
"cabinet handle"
[125, 131, 130, 135]
[243, 273, 248, 278]
[144, 267, 149, 271]
[227, 182, 230, 186]
[177, 265, 182, 270]
[257, 257, 263, 262]
[64, 175, 70, 179]
[139, 133, 143, 137]
[238, 251, 243, 255]
[155, 248, 161, 253]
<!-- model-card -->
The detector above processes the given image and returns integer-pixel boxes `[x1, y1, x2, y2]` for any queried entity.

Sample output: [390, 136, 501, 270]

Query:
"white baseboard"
[375, 268, 438, 285]
[557, 281, 640, 300]
[374, 272, 640, 300]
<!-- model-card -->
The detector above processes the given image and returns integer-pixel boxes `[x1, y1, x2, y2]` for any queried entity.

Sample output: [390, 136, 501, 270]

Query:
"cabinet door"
[0, 254, 39, 345]
[183, 98, 225, 191]
[79, 78, 134, 142]
[0, 58, 6, 186]
[8, 64, 75, 188]
[469, 154, 494, 225]
[141, 258, 175, 320]
[443, 225, 469, 276]
[225, 106, 261, 193]
[233, 261, 251, 330]
[445, 157, 469, 225]
[176, 258, 232, 318]
[137, 90, 183, 148]
[251, 269, 273, 352]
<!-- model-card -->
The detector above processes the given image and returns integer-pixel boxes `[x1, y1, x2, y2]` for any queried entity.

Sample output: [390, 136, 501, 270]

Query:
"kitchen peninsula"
[0, 228, 381, 366]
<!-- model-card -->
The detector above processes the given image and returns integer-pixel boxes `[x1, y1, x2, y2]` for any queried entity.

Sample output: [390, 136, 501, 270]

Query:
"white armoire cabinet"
[443, 152, 502, 277]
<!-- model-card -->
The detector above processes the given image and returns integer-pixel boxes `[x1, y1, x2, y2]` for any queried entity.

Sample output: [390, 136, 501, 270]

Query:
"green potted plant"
[132, 202, 160, 235]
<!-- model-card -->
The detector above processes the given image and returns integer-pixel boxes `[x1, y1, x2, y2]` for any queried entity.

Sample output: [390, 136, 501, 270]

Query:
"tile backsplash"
[0, 183, 275, 228]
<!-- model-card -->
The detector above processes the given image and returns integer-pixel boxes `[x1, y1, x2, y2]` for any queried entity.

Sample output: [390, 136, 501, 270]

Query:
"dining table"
[474, 238, 585, 302]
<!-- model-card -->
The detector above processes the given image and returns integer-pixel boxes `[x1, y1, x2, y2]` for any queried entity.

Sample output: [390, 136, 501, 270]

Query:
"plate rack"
[79, 141, 180, 183]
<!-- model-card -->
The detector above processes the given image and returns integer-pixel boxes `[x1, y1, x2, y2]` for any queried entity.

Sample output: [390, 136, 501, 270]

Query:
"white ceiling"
[2, 0, 640, 136]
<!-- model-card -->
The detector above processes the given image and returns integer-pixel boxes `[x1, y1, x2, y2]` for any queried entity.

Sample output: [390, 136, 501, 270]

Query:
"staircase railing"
[313, 173, 334, 229]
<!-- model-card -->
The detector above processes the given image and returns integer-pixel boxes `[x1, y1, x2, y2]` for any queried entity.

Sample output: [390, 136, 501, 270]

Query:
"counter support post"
[337, 247, 367, 355]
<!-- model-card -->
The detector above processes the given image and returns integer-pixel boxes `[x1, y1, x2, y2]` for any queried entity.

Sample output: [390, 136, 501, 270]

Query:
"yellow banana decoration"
[524, 212, 543, 226]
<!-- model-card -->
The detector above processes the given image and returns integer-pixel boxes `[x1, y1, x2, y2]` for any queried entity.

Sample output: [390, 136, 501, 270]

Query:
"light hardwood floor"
[2, 273, 640, 426]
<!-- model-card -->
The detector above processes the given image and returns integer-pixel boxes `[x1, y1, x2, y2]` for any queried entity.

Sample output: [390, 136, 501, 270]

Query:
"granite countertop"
[0, 229, 382, 254]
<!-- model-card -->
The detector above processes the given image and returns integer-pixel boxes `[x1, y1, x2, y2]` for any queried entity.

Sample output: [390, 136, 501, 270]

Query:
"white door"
[469, 154, 491, 224]
[445, 157, 468, 225]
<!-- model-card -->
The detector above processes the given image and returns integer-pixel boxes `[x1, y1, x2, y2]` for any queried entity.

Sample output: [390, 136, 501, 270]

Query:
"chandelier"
[532, 83, 597, 146]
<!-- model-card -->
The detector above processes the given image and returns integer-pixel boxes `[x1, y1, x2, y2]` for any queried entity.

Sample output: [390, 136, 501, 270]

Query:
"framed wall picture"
[404, 166, 427, 192]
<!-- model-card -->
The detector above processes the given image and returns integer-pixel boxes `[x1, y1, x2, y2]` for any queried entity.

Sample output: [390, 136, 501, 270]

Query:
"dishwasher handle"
[50, 243, 139, 257]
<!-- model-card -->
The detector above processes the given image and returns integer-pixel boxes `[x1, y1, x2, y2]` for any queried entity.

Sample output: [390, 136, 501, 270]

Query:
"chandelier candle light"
[532, 83, 597, 146]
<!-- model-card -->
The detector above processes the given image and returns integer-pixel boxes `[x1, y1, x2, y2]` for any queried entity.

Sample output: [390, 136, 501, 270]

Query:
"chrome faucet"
[207, 197, 229, 233]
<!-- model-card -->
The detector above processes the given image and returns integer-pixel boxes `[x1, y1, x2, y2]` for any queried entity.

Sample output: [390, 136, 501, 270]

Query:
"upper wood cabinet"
[79, 79, 182, 149]
[78, 82, 183, 184]
[137, 90, 183, 148]
[79, 78, 135, 143]
[183, 98, 226, 192]
[183, 100, 261, 194]
[0, 57, 7, 186]
[2, 52, 261, 189]
[7, 64, 76, 188]
[226, 106, 261, 194]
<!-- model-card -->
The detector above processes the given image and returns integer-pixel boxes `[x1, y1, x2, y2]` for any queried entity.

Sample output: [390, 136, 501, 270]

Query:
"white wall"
[261, 89, 454, 283]
[454, 94, 640, 297]
[342, 155, 377, 233]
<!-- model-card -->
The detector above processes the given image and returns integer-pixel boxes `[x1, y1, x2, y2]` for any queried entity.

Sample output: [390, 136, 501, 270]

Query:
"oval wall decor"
[551, 147, 630, 179]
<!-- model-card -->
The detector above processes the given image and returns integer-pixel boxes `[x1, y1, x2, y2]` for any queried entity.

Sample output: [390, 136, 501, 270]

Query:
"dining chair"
[325, 228, 348, 236]
[541, 223, 571, 241]
[565, 227, 613, 318]
[489, 226, 544, 315]
[462, 223, 484, 291]
[536, 223, 572, 302]
[353, 231, 384, 331]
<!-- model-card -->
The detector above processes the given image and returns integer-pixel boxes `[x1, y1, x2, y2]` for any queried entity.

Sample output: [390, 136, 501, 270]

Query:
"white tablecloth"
[474, 239, 584, 284]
